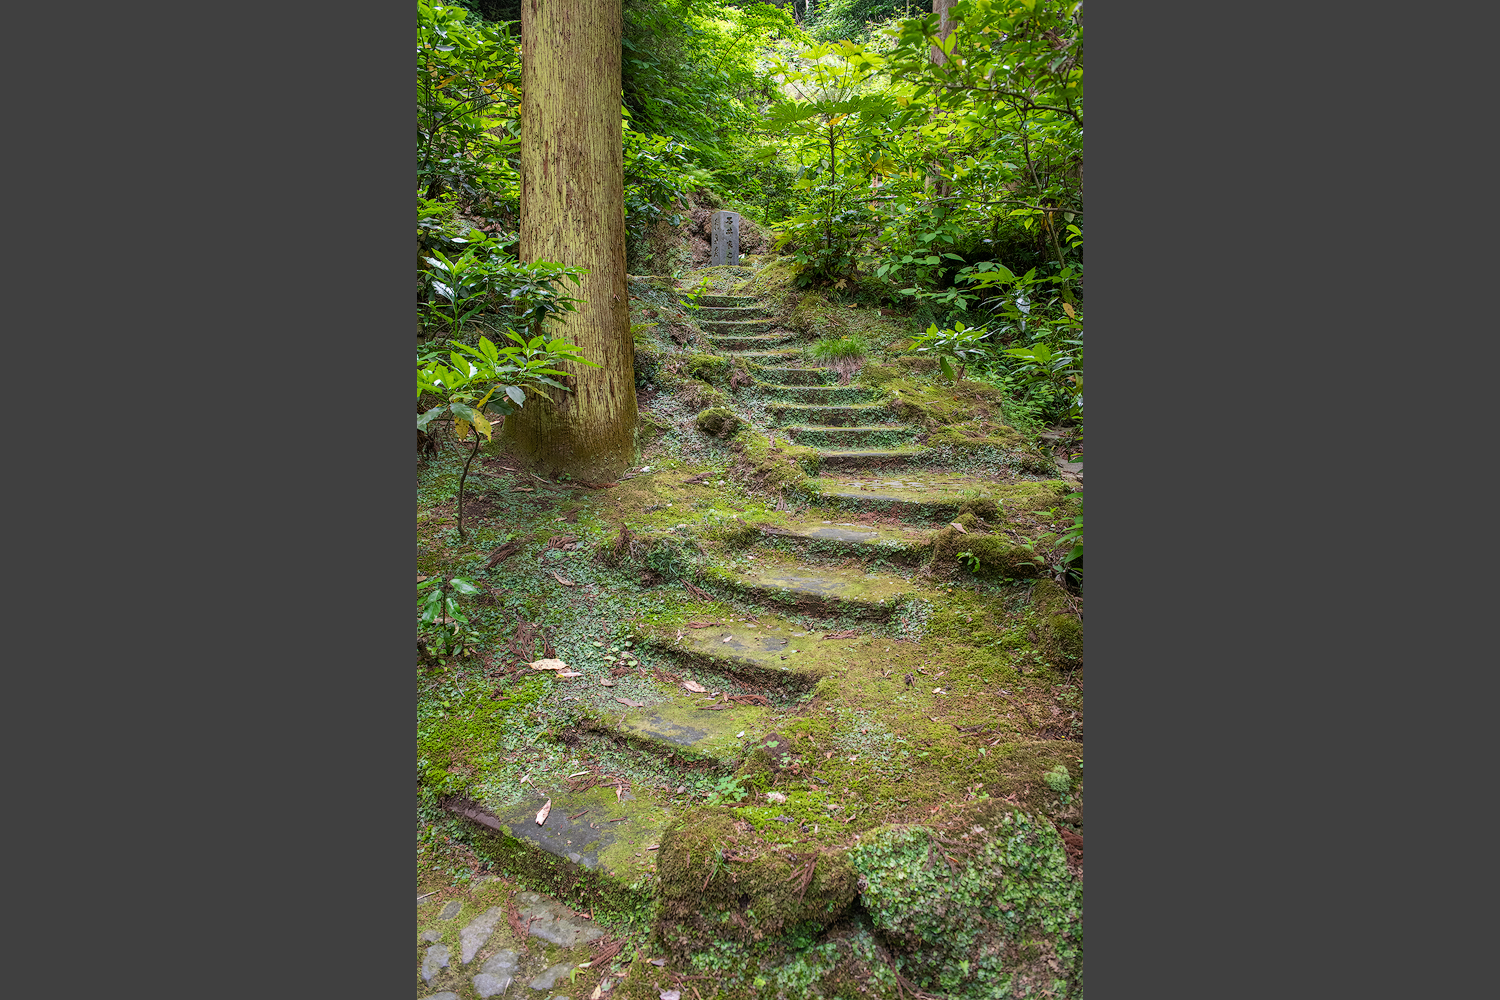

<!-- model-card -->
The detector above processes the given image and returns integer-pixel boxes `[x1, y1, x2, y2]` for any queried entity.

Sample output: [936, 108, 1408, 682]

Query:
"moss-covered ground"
[418, 254, 1083, 999]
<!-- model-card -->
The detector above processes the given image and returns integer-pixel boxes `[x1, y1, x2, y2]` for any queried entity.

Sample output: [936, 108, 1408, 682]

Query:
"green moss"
[687, 353, 732, 384]
[695, 406, 744, 438]
[655, 809, 860, 963]
[849, 812, 1082, 999]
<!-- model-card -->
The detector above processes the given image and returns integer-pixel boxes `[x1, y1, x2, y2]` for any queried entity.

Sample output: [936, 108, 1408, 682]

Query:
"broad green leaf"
[417, 406, 445, 432]
[506, 386, 525, 406]
[449, 577, 481, 595]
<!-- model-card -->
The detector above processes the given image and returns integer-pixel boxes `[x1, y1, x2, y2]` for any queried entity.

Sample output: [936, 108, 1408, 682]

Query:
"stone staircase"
[419, 275, 1084, 999]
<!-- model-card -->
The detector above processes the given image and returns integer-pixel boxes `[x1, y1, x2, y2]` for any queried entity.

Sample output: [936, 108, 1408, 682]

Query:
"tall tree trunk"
[505, 0, 636, 481]
[925, 0, 957, 200]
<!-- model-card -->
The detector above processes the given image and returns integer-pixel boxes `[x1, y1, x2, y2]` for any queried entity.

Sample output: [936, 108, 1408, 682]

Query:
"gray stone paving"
[420, 944, 450, 982]
[459, 906, 504, 963]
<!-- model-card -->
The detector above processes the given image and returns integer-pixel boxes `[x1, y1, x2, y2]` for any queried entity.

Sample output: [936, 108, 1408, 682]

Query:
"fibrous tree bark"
[504, 0, 637, 481]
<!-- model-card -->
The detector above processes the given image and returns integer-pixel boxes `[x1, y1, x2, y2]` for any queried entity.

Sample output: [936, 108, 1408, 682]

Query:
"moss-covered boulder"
[655, 810, 859, 963]
[695, 406, 743, 438]
[686, 353, 731, 384]
[850, 812, 1082, 999]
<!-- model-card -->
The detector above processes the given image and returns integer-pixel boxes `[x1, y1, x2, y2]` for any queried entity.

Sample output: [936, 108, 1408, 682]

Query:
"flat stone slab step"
[753, 517, 932, 560]
[579, 681, 773, 765]
[447, 781, 672, 880]
[698, 305, 773, 321]
[701, 318, 778, 333]
[756, 382, 877, 403]
[704, 560, 917, 619]
[706, 333, 794, 350]
[816, 447, 930, 467]
[754, 367, 839, 386]
[787, 424, 918, 448]
[648, 612, 851, 676]
[768, 401, 891, 426]
[809, 472, 1073, 517]
[736, 350, 802, 362]
[693, 293, 758, 308]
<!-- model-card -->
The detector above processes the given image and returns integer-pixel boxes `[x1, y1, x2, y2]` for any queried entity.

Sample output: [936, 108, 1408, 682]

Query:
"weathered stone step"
[645, 611, 855, 678]
[702, 560, 917, 620]
[752, 517, 933, 563]
[755, 382, 877, 404]
[786, 424, 918, 449]
[809, 471, 1074, 518]
[700, 318, 778, 334]
[693, 293, 758, 308]
[815, 447, 930, 468]
[754, 367, 839, 386]
[444, 780, 673, 899]
[705, 333, 794, 352]
[574, 680, 772, 768]
[767, 401, 891, 426]
[736, 350, 802, 362]
[698, 305, 773, 321]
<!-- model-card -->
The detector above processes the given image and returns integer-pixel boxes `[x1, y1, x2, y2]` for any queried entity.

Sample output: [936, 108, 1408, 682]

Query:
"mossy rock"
[654, 810, 859, 963]
[931, 526, 1046, 580]
[681, 378, 729, 411]
[1032, 578, 1083, 666]
[849, 811, 1081, 1000]
[686, 353, 731, 384]
[695, 406, 743, 438]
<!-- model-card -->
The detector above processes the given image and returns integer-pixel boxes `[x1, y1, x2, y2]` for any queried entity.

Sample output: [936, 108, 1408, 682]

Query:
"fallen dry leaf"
[600, 678, 616, 687]
[660, 990, 680, 1000]
[556, 669, 584, 678]
[513, 486, 534, 492]
[682, 680, 708, 693]
[615, 697, 647, 708]
[822, 629, 861, 639]
[530, 658, 569, 671]
[551, 570, 577, 586]
[686, 621, 721, 628]
[721, 635, 733, 643]
[536, 799, 552, 825]
[950, 521, 968, 533]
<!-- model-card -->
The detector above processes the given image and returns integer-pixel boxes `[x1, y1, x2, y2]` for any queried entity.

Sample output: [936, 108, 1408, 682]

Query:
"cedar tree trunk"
[505, 0, 636, 481]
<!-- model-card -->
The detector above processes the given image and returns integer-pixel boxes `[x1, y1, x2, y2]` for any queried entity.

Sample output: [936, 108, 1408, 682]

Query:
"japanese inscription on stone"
[711, 210, 740, 266]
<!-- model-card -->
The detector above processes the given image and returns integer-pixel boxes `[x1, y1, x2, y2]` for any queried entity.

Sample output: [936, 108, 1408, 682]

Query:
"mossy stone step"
[767, 401, 890, 426]
[698, 305, 773, 321]
[705, 333, 794, 351]
[755, 383, 877, 404]
[693, 293, 758, 308]
[753, 517, 933, 563]
[704, 561, 917, 620]
[736, 351, 803, 362]
[637, 618, 824, 692]
[815, 446, 930, 468]
[446, 781, 672, 897]
[787, 424, 919, 449]
[755, 367, 839, 386]
[809, 472, 1074, 518]
[577, 683, 773, 767]
[646, 612, 841, 679]
[700, 318, 777, 334]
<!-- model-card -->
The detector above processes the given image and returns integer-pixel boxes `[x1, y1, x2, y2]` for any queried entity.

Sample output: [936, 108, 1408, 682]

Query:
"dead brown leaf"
[536, 799, 551, 825]
[550, 570, 577, 586]
[682, 680, 708, 693]
[615, 697, 647, 708]
[822, 629, 861, 640]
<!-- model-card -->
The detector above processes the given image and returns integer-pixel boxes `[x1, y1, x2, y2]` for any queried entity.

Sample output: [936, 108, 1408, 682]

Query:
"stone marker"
[711, 210, 741, 266]
[421, 944, 451, 982]
[459, 906, 504, 963]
